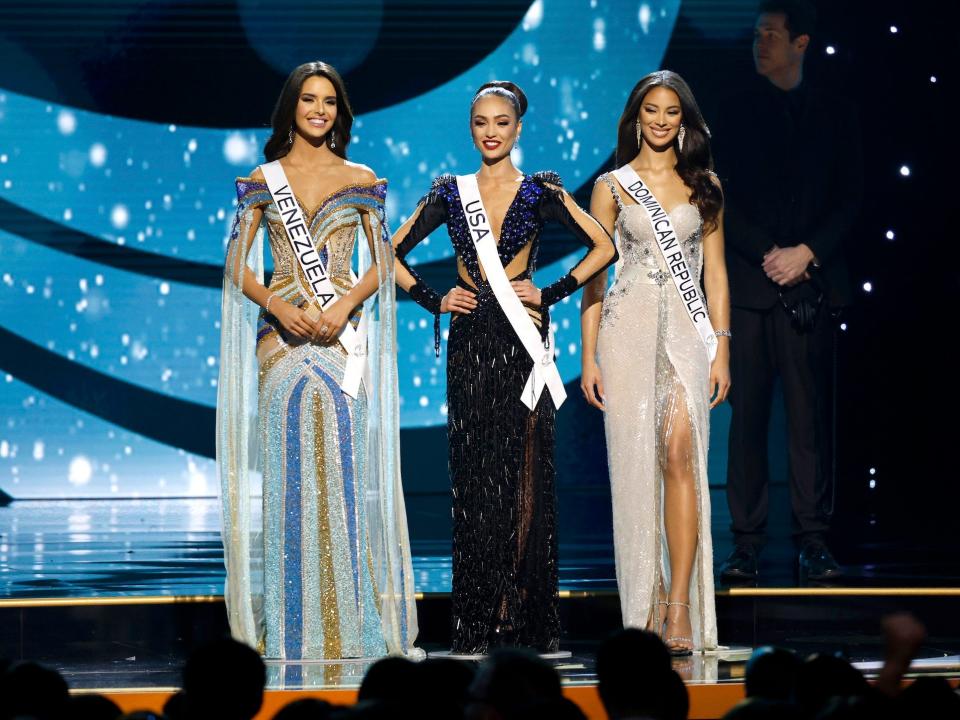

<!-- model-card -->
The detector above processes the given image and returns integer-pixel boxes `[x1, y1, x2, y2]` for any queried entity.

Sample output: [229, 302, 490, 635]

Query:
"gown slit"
[597, 173, 717, 650]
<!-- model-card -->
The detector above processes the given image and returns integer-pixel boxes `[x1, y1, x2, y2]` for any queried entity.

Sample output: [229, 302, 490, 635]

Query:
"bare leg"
[660, 387, 698, 653]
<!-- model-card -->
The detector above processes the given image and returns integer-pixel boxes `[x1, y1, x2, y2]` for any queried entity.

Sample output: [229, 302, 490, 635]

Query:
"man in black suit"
[712, 0, 862, 581]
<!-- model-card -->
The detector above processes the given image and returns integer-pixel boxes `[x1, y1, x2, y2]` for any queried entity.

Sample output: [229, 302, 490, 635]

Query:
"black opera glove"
[406, 282, 442, 315]
[539, 273, 579, 307]
[406, 283, 443, 357]
[536, 273, 579, 345]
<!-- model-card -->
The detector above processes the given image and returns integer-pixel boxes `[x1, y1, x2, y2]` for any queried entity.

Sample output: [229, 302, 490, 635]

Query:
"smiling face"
[637, 85, 682, 149]
[294, 74, 338, 142]
[753, 12, 808, 79]
[471, 95, 521, 161]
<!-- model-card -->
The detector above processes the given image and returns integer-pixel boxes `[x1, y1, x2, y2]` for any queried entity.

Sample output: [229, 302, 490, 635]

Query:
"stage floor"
[3, 497, 960, 719]
[3, 496, 958, 598]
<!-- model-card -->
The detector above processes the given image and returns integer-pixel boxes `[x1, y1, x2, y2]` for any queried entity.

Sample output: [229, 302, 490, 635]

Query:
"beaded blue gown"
[217, 176, 418, 660]
[395, 172, 616, 654]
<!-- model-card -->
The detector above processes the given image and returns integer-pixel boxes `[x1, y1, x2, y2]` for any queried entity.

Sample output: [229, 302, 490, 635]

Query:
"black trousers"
[726, 303, 834, 547]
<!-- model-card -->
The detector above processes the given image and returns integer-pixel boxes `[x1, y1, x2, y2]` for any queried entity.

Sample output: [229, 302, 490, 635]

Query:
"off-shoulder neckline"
[235, 177, 387, 218]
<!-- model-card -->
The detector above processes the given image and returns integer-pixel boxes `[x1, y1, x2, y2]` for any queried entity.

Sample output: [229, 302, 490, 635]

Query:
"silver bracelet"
[714, 329, 732, 338]
[265, 293, 278, 314]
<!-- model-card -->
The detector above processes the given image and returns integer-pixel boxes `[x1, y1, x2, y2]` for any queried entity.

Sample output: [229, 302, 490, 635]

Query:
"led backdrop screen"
[0, 0, 765, 500]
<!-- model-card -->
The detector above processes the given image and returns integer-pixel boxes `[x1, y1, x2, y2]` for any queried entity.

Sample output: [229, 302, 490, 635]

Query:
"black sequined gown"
[396, 172, 615, 654]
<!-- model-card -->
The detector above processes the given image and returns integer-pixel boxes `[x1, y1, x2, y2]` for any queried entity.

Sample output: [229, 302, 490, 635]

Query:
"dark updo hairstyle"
[616, 70, 722, 234]
[471, 80, 528, 119]
[264, 61, 354, 162]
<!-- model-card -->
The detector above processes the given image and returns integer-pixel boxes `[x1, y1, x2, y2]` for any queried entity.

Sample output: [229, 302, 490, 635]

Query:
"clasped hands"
[763, 244, 815, 287]
[272, 297, 352, 344]
[440, 280, 542, 315]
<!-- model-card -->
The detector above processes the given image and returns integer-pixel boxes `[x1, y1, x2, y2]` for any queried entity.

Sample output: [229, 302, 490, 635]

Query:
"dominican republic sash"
[260, 161, 368, 397]
[455, 175, 566, 410]
[612, 165, 718, 363]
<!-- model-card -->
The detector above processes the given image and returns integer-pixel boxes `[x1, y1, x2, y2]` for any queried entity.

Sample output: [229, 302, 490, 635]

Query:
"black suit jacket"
[713, 79, 862, 309]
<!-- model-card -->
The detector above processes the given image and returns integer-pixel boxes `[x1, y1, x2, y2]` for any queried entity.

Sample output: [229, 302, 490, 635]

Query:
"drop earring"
[329, 131, 336, 150]
[677, 125, 686, 151]
[636, 121, 643, 147]
[288, 127, 294, 145]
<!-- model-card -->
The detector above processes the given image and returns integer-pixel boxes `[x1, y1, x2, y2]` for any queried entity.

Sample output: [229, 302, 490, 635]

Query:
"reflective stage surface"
[3, 495, 959, 599]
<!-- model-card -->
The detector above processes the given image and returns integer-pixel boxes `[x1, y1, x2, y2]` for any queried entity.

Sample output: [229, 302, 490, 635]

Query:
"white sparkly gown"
[596, 174, 717, 650]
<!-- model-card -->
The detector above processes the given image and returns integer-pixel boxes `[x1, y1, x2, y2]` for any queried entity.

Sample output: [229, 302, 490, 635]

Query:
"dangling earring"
[288, 127, 294, 145]
[329, 131, 336, 149]
[677, 125, 686, 152]
[514, 135, 521, 150]
[636, 121, 643, 147]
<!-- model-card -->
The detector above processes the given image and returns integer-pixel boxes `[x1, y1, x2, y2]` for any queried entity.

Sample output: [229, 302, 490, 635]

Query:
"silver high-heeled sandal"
[663, 601, 693, 657]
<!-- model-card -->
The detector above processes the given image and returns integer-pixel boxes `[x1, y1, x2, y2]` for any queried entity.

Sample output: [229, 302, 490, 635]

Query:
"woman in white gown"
[580, 71, 731, 655]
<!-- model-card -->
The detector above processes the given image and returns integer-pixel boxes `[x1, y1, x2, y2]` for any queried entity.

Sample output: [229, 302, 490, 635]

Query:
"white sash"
[455, 175, 566, 410]
[612, 165, 718, 363]
[260, 161, 368, 397]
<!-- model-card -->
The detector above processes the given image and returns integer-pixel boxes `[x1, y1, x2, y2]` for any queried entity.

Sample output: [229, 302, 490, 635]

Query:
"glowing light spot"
[899, 165, 910, 176]
[159, 282, 170, 295]
[639, 3, 652, 33]
[223, 132, 257, 165]
[862, 282, 873, 293]
[110, 204, 129, 229]
[68, 456, 93, 486]
[57, 110, 77, 135]
[522, 0, 543, 30]
[885, 230, 895, 240]
[593, 18, 606, 51]
[89, 143, 107, 167]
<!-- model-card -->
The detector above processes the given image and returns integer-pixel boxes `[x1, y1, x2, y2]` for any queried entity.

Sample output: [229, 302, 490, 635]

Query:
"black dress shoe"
[719, 544, 759, 581]
[799, 541, 843, 580]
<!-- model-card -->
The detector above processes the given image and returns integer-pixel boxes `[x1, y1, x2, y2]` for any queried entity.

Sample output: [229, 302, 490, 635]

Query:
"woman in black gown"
[393, 81, 617, 654]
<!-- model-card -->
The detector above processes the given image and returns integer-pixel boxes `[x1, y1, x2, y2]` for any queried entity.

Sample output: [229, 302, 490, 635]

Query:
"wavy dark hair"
[471, 80, 528, 119]
[616, 70, 722, 234]
[263, 61, 353, 162]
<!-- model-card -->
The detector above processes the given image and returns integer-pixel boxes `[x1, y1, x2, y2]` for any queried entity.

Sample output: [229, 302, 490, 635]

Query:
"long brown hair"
[263, 61, 354, 162]
[616, 70, 722, 233]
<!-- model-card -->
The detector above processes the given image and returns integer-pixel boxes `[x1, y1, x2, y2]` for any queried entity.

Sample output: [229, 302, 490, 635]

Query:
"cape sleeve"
[358, 187, 422, 656]
[216, 177, 270, 651]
